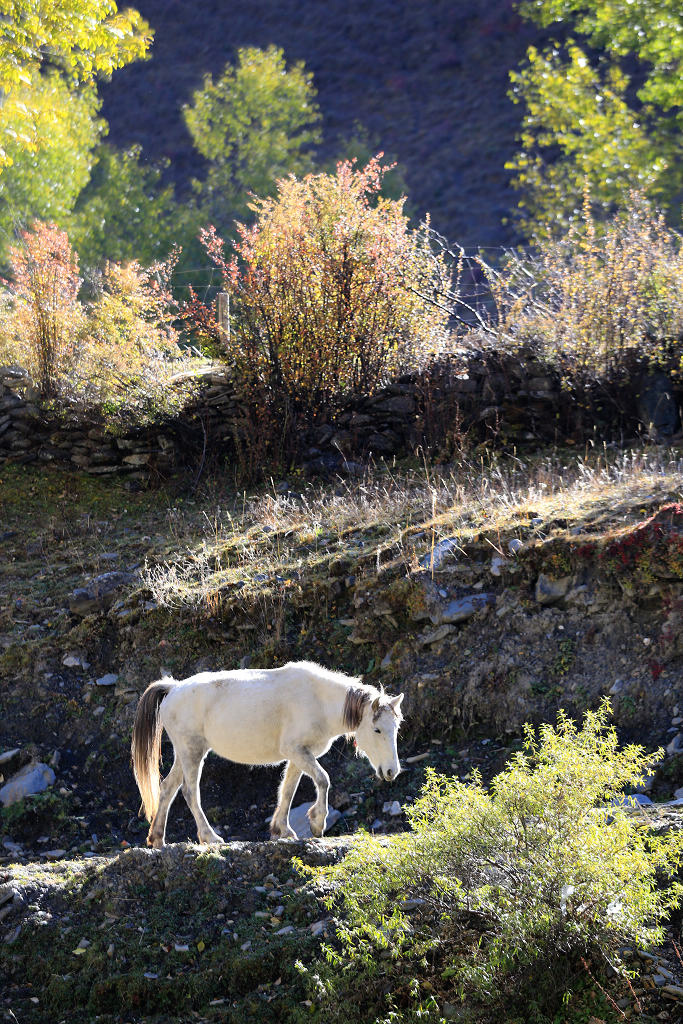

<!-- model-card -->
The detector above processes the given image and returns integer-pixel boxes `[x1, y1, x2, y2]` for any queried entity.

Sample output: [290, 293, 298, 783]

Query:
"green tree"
[183, 45, 322, 236]
[0, 0, 151, 167]
[0, 72, 103, 264]
[68, 144, 193, 270]
[508, 0, 683, 240]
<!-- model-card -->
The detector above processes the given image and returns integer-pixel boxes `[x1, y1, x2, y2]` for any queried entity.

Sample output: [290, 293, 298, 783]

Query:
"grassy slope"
[1, 447, 683, 822]
[100, 0, 539, 248]
[1, 451, 683, 1022]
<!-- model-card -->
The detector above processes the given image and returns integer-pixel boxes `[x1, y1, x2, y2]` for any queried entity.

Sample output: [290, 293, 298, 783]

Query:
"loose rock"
[0, 762, 55, 806]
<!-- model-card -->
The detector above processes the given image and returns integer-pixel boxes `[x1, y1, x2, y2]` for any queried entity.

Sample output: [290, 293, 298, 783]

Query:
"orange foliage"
[202, 157, 448, 414]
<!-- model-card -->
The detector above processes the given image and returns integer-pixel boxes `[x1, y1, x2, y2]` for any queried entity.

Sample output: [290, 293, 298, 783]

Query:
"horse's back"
[159, 662, 347, 766]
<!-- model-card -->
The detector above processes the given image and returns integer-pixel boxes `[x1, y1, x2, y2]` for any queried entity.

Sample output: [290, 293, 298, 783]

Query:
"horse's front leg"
[287, 748, 330, 838]
[270, 761, 301, 839]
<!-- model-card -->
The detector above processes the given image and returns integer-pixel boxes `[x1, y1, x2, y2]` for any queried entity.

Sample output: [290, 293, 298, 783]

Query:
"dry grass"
[142, 446, 683, 610]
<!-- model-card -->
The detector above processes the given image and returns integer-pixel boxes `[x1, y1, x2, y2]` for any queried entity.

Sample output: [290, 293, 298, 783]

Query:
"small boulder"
[95, 673, 118, 687]
[0, 763, 55, 806]
[420, 624, 455, 646]
[666, 733, 682, 756]
[434, 593, 494, 624]
[419, 537, 459, 570]
[0, 749, 21, 769]
[535, 573, 572, 605]
[287, 802, 341, 839]
[69, 571, 137, 617]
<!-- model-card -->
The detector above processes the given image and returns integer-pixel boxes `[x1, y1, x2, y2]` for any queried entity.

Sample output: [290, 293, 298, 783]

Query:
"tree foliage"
[509, 0, 683, 239]
[0, 0, 151, 166]
[184, 45, 322, 234]
[68, 144, 189, 270]
[0, 72, 103, 264]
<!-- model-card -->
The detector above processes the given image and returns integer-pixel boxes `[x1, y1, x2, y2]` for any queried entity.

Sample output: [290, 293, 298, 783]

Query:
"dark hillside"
[100, 0, 538, 247]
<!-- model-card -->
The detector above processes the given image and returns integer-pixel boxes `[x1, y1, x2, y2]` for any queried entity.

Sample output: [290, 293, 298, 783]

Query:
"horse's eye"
[374, 728, 381, 734]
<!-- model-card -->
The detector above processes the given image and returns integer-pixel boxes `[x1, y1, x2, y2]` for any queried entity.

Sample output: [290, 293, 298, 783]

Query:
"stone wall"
[1, 351, 680, 479]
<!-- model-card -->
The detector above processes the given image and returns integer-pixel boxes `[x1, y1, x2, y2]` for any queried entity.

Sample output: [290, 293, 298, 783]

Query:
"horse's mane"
[342, 681, 401, 731]
[343, 686, 371, 731]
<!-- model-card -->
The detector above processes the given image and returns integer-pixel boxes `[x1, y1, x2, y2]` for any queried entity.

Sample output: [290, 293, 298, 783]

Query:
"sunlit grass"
[142, 446, 683, 610]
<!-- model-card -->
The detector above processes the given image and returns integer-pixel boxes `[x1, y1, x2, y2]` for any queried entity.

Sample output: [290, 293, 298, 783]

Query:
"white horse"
[131, 660, 404, 848]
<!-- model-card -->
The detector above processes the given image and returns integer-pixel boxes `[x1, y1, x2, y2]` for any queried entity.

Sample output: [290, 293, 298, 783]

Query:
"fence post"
[216, 291, 230, 347]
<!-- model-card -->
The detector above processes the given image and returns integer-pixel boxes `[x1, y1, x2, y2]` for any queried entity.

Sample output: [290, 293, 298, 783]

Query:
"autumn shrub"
[200, 157, 449, 462]
[0, 222, 83, 396]
[485, 194, 683, 384]
[0, 222, 202, 419]
[79, 254, 197, 419]
[305, 701, 683, 1020]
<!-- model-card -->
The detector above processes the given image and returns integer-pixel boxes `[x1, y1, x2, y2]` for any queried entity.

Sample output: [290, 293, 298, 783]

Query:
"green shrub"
[308, 700, 682, 1018]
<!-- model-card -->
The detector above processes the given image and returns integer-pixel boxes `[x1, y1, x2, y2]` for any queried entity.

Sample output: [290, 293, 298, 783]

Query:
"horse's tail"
[131, 678, 174, 822]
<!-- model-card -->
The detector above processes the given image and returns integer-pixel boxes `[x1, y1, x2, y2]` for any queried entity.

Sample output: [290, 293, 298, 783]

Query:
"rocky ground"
[1, 813, 683, 1024]
[1, 453, 683, 1021]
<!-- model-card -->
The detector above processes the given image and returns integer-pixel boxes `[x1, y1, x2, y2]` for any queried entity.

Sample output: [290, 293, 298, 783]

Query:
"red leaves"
[6, 221, 82, 396]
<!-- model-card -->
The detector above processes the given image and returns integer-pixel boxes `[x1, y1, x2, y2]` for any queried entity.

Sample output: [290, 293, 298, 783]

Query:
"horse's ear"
[371, 696, 380, 714]
[389, 694, 404, 713]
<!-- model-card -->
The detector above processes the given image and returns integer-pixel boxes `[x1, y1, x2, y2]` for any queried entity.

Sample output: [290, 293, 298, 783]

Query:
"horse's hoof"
[199, 832, 223, 845]
[306, 807, 326, 838]
[271, 824, 297, 840]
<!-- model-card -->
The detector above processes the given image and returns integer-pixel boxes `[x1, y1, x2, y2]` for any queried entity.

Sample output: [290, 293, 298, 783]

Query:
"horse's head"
[355, 692, 404, 782]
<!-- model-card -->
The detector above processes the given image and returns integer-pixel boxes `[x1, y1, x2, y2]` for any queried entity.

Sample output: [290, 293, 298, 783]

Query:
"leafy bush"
[200, 157, 447, 462]
[0, 221, 203, 418]
[0, 222, 84, 396]
[484, 194, 683, 382]
[78, 255, 198, 419]
[308, 701, 682, 1019]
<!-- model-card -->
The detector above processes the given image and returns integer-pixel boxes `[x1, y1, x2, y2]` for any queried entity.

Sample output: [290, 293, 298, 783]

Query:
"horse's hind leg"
[177, 742, 223, 845]
[147, 756, 183, 849]
[270, 761, 301, 839]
